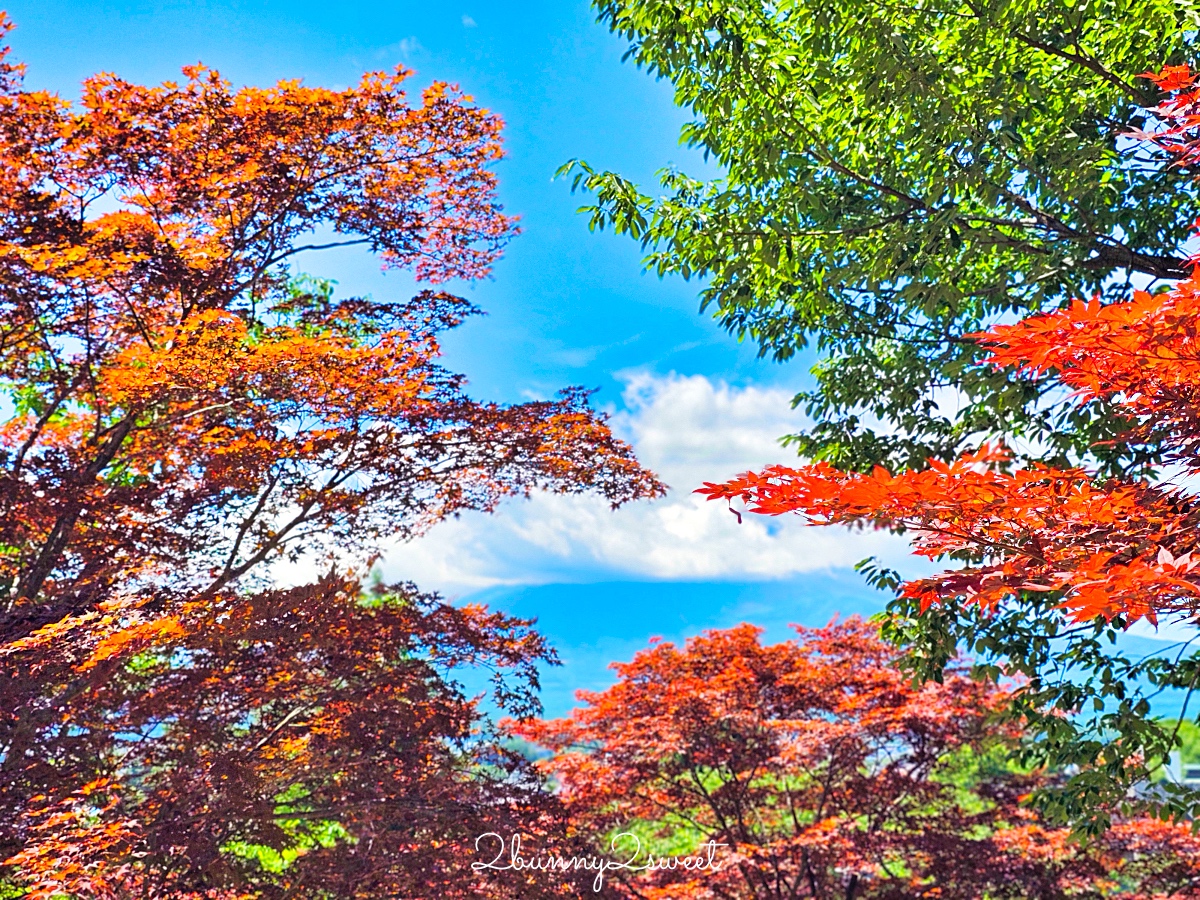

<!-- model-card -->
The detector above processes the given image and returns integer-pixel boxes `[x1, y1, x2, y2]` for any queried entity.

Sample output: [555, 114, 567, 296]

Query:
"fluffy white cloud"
[377, 372, 916, 596]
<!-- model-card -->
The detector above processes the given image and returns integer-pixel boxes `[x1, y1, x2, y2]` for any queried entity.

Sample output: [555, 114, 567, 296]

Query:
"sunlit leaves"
[578, 0, 1200, 473]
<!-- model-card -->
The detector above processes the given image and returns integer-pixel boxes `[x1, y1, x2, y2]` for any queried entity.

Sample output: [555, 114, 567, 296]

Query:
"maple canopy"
[516, 620, 1200, 899]
[568, 0, 1198, 475]
[0, 17, 662, 897]
[699, 65, 1200, 834]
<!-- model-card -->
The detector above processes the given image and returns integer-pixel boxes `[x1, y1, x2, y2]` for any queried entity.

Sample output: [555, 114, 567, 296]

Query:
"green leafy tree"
[567, 0, 1199, 473]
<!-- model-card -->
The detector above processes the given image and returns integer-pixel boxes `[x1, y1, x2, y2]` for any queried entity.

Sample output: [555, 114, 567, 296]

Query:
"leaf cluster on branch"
[572, 0, 1200, 474]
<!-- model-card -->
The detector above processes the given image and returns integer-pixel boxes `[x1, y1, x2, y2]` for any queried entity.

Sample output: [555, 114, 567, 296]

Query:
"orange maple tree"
[516, 620, 1200, 900]
[698, 64, 1200, 831]
[0, 16, 661, 898]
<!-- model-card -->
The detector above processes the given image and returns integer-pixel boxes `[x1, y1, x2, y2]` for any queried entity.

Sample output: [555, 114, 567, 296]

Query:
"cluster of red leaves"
[0, 14, 663, 897]
[699, 70, 1200, 627]
[699, 445, 1200, 623]
[6, 577, 586, 899]
[516, 621, 1200, 900]
[1133, 64, 1200, 167]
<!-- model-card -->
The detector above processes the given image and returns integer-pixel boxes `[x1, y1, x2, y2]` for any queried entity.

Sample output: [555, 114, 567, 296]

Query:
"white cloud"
[461, 14, 477, 27]
[377, 372, 916, 596]
[374, 37, 423, 63]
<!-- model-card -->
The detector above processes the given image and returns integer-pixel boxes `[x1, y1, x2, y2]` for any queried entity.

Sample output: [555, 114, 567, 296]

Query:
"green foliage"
[1171, 719, 1200, 763]
[222, 814, 352, 876]
[880, 591, 1200, 835]
[573, 0, 1199, 473]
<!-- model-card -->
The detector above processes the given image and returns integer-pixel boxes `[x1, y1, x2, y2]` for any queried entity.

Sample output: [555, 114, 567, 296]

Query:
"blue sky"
[9, 0, 914, 715]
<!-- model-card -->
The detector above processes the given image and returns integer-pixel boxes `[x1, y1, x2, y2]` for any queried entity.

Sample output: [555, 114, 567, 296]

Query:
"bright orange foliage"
[699, 70, 1200, 628]
[516, 621, 1200, 899]
[0, 15, 662, 897]
[698, 444, 1200, 624]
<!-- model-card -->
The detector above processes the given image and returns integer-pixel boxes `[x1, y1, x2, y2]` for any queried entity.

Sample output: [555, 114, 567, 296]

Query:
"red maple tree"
[0, 16, 662, 897]
[697, 64, 1200, 829]
[516, 620, 1200, 900]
